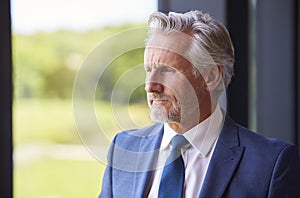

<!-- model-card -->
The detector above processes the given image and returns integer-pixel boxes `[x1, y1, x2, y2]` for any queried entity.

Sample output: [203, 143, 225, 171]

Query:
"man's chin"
[150, 106, 181, 123]
[150, 106, 168, 123]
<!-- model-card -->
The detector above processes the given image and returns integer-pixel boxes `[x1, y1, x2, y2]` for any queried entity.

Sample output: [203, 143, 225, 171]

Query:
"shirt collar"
[161, 124, 177, 150]
[162, 104, 224, 156]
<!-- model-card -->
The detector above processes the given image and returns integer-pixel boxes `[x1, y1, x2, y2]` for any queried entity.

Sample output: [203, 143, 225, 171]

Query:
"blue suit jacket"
[99, 116, 300, 198]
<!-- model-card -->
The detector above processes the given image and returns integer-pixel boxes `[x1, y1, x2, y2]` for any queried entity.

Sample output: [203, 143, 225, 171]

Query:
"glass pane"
[12, 0, 157, 197]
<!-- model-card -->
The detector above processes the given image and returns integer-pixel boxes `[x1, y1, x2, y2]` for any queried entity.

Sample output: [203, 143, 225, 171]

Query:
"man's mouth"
[152, 99, 168, 105]
[148, 93, 174, 106]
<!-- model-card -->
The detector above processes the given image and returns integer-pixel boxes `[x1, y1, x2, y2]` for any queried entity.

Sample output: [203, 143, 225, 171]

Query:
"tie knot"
[171, 135, 189, 150]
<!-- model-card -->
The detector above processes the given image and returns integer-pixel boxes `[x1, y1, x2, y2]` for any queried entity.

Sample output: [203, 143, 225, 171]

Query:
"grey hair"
[146, 10, 235, 87]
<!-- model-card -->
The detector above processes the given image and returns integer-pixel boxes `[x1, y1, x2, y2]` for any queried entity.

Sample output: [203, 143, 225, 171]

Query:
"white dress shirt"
[148, 105, 224, 198]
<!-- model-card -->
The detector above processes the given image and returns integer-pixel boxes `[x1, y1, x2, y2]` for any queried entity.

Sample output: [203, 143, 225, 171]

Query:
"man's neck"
[167, 103, 218, 134]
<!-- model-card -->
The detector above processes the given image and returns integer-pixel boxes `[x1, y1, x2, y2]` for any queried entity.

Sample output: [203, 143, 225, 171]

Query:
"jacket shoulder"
[112, 123, 163, 151]
[236, 123, 293, 151]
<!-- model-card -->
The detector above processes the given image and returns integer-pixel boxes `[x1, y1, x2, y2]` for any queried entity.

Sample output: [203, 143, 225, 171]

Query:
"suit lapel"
[199, 116, 244, 198]
[131, 124, 164, 198]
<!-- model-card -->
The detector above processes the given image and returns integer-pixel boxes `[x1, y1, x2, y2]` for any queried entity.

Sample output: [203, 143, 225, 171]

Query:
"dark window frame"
[0, 0, 13, 197]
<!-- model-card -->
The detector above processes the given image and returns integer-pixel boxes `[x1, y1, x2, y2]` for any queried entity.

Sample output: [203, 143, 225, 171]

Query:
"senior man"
[99, 10, 300, 198]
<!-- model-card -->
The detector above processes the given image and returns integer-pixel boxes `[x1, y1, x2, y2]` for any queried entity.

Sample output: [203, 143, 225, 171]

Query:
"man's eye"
[161, 67, 175, 73]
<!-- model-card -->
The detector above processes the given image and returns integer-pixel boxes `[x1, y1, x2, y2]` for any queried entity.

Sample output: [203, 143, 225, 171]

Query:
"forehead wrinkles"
[144, 48, 192, 71]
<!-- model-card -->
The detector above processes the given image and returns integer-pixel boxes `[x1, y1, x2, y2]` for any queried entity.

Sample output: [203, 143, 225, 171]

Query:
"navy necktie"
[158, 135, 189, 198]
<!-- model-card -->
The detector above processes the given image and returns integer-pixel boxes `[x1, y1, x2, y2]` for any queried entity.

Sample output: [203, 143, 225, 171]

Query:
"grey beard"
[150, 104, 181, 123]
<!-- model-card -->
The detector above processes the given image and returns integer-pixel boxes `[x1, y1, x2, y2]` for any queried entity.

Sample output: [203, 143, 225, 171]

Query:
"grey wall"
[158, 0, 226, 23]
[256, 0, 298, 144]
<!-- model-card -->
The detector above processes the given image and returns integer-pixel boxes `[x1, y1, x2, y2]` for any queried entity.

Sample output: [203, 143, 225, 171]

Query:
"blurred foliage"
[13, 23, 151, 198]
[14, 99, 80, 145]
[14, 158, 103, 198]
[13, 99, 150, 146]
[13, 99, 150, 197]
[13, 24, 147, 102]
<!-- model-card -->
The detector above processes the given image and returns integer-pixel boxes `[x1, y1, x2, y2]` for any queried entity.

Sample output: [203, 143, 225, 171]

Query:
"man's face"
[144, 47, 207, 125]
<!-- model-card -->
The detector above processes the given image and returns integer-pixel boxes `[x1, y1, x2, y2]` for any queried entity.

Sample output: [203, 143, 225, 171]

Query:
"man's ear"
[204, 65, 223, 92]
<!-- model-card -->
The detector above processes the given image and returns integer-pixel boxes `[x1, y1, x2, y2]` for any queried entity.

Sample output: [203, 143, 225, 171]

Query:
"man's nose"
[145, 72, 164, 93]
[145, 81, 164, 93]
